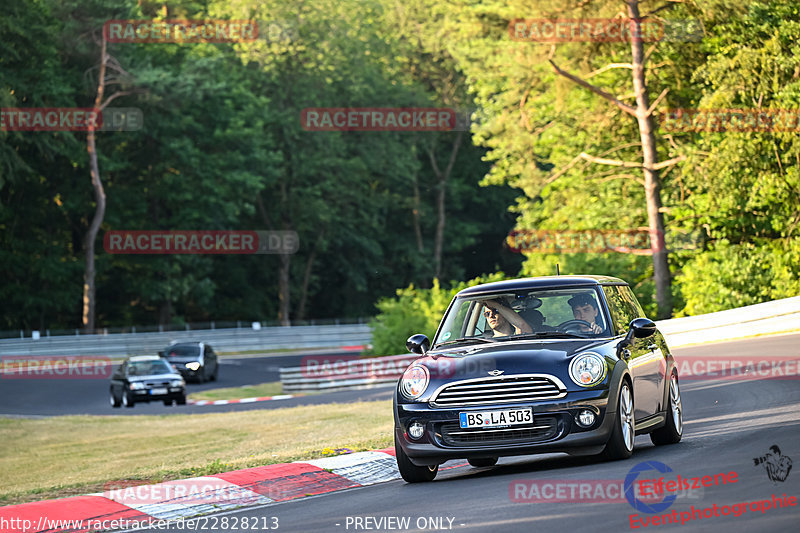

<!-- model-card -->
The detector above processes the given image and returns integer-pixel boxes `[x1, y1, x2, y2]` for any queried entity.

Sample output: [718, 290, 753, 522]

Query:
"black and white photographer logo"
[753, 445, 793, 483]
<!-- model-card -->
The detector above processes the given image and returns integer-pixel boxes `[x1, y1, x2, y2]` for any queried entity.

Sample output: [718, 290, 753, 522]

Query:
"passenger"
[483, 299, 533, 337]
[568, 293, 603, 334]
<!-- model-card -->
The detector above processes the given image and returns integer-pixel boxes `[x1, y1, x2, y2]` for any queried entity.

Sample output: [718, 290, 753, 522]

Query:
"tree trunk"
[278, 252, 291, 326]
[627, 0, 672, 318]
[411, 174, 424, 253]
[430, 130, 463, 280]
[296, 228, 324, 321]
[82, 37, 108, 332]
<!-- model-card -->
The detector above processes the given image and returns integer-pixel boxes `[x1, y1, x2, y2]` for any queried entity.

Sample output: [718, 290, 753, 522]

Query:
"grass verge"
[187, 381, 285, 401]
[0, 400, 393, 506]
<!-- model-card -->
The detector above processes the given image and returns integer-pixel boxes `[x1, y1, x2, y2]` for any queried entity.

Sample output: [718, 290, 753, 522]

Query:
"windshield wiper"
[435, 336, 495, 347]
[498, 331, 588, 340]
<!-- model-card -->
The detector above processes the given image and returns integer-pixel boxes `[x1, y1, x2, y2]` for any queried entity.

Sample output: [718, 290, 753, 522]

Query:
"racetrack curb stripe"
[0, 449, 399, 532]
[187, 394, 297, 406]
[0, 495, 151, 532]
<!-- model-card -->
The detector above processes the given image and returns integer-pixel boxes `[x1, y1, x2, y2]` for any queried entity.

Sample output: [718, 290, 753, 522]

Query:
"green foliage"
[368, 273, 508, 355]
[675, 239, 800, 316]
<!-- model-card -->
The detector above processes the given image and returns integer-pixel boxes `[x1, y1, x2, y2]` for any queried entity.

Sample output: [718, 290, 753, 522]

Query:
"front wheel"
[110, 389, 121, 408]
[601, 380, 634, 460]
[395, 435, 438, 483]
[650, 372, 683, 445]
[122, 391, 135, 408]
[176, 394, 187, 405]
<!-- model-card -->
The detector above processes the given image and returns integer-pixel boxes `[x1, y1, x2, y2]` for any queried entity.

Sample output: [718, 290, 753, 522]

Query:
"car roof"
[455, 275, 626, 297]
[167, 341, 204, 347]
[128, 355, 162, 362]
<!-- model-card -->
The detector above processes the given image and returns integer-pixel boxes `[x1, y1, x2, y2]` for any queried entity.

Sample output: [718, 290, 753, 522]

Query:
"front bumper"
[132, 387, 186, 402]
[395, 388, 615, 465]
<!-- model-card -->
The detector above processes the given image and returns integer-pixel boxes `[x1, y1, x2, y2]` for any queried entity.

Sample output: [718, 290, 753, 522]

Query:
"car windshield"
[128, 360, 174, 376]
[165, 345, 200, 358]
[433, 287, 611, 346]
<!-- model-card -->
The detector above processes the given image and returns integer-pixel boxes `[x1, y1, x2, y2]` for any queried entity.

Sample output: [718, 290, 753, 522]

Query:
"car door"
[602, 285, 661, 420]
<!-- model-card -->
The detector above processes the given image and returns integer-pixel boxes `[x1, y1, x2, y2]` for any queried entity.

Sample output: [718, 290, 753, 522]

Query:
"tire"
[176, 394, 187, 405]
[163, 399, 173, 406]
[210, 363, 218, 382]
[197, 368, 206, 384]
[110, 389, 121, 408]
[601, 380, 634, 460]
[468, 457, 498, 468]
[122, 391, 135, 408]
[395, 434, 438, 483]
[650, 372, 683, 445]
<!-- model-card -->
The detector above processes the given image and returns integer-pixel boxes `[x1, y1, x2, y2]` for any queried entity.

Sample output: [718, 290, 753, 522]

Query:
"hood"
[128, 372, 183, 382]
[407, 338, 615, 400]
[163, 355, 202, 365]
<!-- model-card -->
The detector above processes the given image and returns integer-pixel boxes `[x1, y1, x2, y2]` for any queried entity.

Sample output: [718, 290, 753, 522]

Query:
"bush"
[367, 273, 509, 355]
[674, 239, 800, 316]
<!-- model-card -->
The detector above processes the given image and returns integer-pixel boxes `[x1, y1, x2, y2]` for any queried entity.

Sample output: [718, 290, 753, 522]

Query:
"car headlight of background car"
[185, 362, 201, 371]
[400, 365, 429, 400]
[569, 352, 607, 387]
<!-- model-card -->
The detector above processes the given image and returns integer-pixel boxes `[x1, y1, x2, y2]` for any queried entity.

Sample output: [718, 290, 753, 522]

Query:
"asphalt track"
[0, 351, 393, 417]
[121, 333, 800, 533]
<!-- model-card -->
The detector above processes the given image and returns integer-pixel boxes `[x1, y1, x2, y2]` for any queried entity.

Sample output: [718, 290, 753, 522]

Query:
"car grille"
[438, 417, 559, 447]
[143, 380, 171, 387]
[430, 375, 566, 407]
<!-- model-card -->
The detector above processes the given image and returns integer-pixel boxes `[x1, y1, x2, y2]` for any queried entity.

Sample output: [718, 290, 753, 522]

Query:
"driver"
[483, 299, 533, 337]
[568, 293, 603, 334]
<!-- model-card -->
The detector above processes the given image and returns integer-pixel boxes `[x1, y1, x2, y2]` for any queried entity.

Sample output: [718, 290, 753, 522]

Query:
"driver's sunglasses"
[483, 309, 499, 318]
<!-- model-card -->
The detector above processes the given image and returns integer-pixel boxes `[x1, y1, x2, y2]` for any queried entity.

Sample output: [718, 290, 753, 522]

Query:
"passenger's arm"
[485, 300, 533, 334]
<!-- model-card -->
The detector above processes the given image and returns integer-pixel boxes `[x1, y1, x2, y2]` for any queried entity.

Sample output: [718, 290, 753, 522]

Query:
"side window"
[602, 286, 637, 336]
[619, 286, 646, 319]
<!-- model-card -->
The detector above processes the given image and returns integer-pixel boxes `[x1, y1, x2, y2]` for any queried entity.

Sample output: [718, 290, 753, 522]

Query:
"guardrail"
[280, 354, 418, 393]
[279, 295, 800, 393]
[656, 295, 800, 347]
[0, 324, 371, 357]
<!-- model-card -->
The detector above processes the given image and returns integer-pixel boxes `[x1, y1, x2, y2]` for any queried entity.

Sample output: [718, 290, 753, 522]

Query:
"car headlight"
[569, 352, 607, 387]
[129, 382, 145, 390]
[400, 365, 430, 400]
[185, 362, 201, 371]
[170, 380, 184, 387]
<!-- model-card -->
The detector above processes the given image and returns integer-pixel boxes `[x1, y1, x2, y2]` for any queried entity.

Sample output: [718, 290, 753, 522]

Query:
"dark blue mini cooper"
[394, 275, 683, 482]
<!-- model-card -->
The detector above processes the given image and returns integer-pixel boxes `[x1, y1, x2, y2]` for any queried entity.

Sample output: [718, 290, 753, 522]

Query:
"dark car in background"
[393, 275, 683, 482]
[159, 342, 219, 383]
[110, 356, 186, 408]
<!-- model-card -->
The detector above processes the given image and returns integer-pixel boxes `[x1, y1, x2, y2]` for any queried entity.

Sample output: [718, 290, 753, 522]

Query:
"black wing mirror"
[617, 317, 656, 355]
[406, 334, 430, 355]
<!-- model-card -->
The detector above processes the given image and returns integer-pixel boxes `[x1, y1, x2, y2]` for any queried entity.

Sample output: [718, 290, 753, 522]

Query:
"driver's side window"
[602, 285, 637, 336]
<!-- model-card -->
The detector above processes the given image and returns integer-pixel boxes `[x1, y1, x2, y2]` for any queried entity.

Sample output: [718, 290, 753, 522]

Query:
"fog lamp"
[408, 422, 425, 440]
[576, 409, 596, 427]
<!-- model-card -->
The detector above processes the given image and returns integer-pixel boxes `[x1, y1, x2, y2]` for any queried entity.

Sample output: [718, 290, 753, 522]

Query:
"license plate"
[150, 388, 167, 395]
[459, 408, 533, 429]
